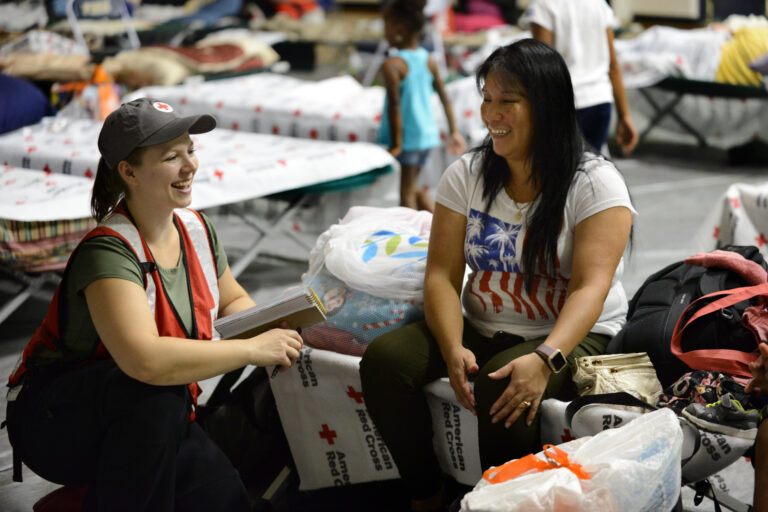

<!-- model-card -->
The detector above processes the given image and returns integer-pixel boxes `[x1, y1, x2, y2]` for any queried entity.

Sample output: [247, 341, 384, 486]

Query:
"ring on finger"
[520, 400, 531, 409]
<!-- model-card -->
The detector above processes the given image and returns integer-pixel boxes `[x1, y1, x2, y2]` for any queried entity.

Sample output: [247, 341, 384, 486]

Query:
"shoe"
[681, 393, 759, 440]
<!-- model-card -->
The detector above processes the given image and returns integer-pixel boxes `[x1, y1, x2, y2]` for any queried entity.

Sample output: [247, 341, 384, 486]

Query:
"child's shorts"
[396, 148, 431, 167]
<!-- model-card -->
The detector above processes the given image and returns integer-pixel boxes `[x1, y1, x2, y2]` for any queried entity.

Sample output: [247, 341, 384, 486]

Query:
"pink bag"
[670, 282, 768, 380]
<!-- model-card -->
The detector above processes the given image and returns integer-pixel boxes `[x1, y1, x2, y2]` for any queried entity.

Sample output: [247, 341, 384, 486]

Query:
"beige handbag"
[571, 352, 662, 404]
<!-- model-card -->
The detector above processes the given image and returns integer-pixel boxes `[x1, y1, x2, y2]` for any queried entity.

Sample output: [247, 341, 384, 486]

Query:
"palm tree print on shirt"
[464, 209, 522, 272]
[463, 209, 567, 320]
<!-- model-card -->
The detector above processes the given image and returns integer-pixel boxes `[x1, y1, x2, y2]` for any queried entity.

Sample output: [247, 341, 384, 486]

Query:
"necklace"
[504, 184, 532, 221]
[511, 199, 531, 221]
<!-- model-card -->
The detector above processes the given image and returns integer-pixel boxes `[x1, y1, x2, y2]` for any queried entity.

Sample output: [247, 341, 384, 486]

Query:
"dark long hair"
[382, 0, 427, 37]
[471, 39, 585, 292]
[90, 150, 143, 222]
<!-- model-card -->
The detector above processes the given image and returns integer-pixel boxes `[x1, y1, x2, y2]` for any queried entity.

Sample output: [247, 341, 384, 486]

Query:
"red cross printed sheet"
[269, 347, 482, 490]
[0, 117, 396, 221]
[127, 73, 487, 164]
[694, 182, 768, 259]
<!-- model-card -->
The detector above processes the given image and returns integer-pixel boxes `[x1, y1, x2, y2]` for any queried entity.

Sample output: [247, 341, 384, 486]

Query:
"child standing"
[521, 0, 639, 155]
[378, 0, 466, 212]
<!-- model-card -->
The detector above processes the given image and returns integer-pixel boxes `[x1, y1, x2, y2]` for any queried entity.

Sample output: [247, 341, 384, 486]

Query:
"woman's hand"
[487, 353, 551, 427]
[746, 343, 768, 393]
[250, 327, 303, 371]
[445, 346, 479, 414]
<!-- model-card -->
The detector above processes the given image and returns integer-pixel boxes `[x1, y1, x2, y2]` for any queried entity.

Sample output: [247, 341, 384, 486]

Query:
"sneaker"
[681, 393, 759, 440]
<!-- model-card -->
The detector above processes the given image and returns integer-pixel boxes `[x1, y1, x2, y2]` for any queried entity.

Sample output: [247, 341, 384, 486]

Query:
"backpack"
[606, 245, 767, 388]
[196, 367, 293, 496]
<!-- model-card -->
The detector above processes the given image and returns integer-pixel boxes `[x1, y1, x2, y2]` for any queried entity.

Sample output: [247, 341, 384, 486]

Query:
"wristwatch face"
[536, 344, 567, 373]
[550, 350, 567, 372]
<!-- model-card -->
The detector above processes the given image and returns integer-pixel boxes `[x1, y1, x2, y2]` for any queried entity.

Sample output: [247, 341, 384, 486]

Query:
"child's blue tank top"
[377, 47, 441, 152]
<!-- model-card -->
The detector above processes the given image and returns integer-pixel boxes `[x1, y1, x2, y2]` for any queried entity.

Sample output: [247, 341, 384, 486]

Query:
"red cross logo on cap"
[153, 102, 173, 113]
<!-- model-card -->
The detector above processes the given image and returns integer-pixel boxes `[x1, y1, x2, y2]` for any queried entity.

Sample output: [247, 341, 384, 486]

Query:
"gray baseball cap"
[98, 97, 216, 169]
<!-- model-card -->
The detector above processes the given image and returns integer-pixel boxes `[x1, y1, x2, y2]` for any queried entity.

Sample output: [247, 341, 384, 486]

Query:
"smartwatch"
[535, 344, 567, 373]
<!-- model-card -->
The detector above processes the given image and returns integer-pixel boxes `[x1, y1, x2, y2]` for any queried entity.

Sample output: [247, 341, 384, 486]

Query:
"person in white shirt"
[520, 0, 638, 155]
[360, 39, 636, 512]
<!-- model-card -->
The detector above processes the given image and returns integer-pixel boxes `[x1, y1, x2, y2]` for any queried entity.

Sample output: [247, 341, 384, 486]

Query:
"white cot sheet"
[693, 182, 768, 258]
[0, 165, 93, 222]
[126, 73, 488, 148]
[0, 117, 396, 222]
[269, 346, 482, 491]
[613, 26, 768, 149]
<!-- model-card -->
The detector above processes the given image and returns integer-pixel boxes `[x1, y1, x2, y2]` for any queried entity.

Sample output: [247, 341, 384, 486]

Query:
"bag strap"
[564, 392, 657, 428]
[670, 282, 768, 378]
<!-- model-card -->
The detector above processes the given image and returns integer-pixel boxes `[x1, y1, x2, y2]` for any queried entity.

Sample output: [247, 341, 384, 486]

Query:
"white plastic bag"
[304, 206, 432, 301]
[460, 408, 683, 512]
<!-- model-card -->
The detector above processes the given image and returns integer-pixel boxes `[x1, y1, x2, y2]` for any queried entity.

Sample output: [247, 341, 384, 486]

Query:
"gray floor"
[0, 138, 765, 510]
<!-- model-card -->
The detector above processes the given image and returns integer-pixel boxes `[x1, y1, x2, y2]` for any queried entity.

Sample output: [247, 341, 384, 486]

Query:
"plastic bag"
[460, 408, 683, 512]
[299, 271, 423, 356]
[305, 206, 432, 301]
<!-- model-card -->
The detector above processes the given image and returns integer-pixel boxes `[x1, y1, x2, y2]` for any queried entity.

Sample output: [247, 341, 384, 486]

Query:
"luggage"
[607, 245, 767, 387]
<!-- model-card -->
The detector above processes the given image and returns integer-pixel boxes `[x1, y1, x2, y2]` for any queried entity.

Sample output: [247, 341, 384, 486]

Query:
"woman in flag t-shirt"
[360, 39, 636, 512]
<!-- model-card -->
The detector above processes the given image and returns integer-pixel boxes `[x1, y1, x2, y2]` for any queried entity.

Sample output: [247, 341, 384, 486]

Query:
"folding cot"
[268, 343, 754, 510]
[125, 72, 488, 186]
[0, 116, 397, 325]
[634, 77, 768, 149]
[612, 24, 768, 151]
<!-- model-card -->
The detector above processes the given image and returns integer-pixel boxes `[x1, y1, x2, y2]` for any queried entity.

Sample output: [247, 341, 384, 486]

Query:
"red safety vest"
[8, 204, 220, 420]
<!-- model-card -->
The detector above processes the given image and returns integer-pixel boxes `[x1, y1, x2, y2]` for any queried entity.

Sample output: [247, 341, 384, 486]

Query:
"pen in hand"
[271, 326, 301, 379]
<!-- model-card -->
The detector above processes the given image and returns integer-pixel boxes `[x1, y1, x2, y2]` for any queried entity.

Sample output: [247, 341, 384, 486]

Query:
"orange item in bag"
[482, 444, 591, 484]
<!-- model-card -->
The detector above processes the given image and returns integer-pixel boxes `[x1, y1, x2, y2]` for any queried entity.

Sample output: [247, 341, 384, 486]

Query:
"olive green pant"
[359, 320, 609, 499]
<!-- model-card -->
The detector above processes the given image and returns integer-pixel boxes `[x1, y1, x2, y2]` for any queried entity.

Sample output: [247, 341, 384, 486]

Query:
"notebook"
[214, 287, 327, 339]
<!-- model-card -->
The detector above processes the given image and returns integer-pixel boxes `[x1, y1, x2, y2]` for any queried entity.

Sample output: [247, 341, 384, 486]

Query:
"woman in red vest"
[5, 98, 303, 511]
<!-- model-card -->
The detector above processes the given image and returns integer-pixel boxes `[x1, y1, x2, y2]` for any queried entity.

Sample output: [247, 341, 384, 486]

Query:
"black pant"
[577, 102, 612, 153]
[6, 360, 251, 512]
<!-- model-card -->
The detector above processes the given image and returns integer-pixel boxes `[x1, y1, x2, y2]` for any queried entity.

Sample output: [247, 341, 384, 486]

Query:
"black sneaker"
[681, 393, 759, 440]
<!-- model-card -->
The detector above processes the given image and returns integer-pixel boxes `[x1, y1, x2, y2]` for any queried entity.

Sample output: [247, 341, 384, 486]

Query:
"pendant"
[515, 211, 522, 221]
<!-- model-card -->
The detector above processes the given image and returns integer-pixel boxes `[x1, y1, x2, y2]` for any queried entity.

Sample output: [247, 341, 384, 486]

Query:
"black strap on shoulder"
[564, 392, 657, 428]
[139, 261, 158, 275]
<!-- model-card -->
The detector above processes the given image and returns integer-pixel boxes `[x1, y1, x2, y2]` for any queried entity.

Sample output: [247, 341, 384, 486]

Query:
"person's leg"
[473, 333, 610, 468]
[7, 360, 248, 512]
[400, 162, 421, 210]
[360, 321, 447, 503]
[576, 103, 612, 154]
[754, 420, 768, 511]
[174, 422, 251, 512]
[84, 365, 250, 512]
[360, 320, 492, 510]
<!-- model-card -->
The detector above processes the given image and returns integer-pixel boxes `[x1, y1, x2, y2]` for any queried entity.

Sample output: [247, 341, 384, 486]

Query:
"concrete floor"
[0, 132, 765, 510]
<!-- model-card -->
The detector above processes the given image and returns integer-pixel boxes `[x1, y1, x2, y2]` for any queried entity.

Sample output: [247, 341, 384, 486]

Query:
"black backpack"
[606, 245, 767, 388]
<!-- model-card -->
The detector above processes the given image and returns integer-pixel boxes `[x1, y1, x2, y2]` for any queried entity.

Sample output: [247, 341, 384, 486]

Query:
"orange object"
[91, 64, 120, 120]
[482, 444, 591, 484]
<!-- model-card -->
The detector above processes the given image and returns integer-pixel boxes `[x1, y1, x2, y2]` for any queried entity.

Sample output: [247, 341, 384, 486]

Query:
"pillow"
[0, 73, 55, 134]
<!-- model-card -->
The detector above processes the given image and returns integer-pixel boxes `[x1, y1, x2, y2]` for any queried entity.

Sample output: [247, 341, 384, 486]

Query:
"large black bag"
[196, 367, 292, 492]
[607, 245, 767, 387]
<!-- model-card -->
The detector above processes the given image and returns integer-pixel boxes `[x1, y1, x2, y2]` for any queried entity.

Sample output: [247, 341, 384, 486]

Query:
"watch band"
[535, 343, 567, 373]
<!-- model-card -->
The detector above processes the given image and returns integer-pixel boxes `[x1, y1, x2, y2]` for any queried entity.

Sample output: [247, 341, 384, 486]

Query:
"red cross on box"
[319, 424, 337, 445]
[346, 386, 363, 404]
